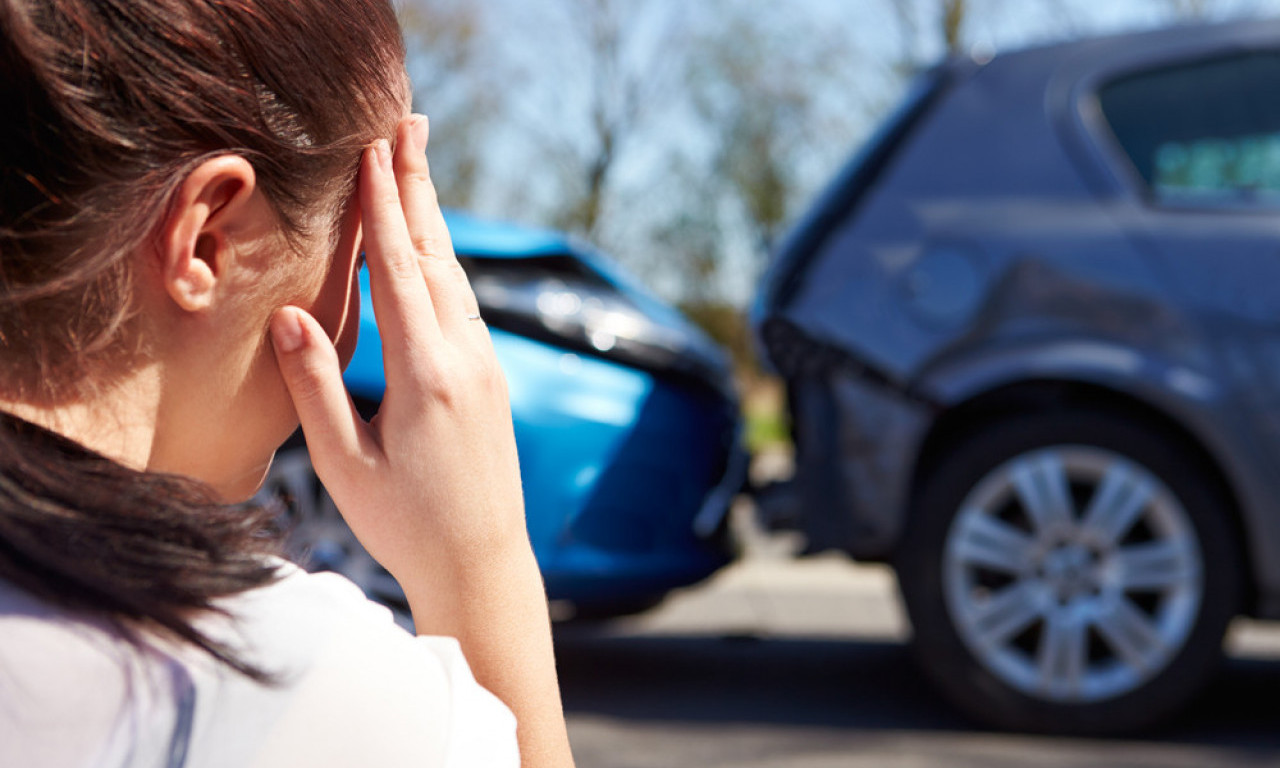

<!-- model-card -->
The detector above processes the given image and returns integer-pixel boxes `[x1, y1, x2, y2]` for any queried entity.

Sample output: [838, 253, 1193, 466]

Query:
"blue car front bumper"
[346, 316, 741, 606]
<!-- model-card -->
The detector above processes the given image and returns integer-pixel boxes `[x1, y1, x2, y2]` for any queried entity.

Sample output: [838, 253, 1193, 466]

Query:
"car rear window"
[1099, 51, 1280, 204]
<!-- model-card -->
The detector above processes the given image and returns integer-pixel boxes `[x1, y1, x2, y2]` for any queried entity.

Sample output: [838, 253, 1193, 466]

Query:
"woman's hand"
[269, 114, 574, 768]
[270, 114, 523, 585]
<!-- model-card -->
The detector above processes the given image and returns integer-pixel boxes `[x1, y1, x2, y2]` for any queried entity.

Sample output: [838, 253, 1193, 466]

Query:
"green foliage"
[744, 396, 791, 452]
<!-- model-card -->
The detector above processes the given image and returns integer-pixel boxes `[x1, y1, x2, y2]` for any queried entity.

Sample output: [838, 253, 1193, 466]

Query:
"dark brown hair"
[0, 0, 405, 677]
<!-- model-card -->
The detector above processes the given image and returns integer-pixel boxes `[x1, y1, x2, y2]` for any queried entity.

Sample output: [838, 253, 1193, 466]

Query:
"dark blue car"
[264, 212, 744, 622]
[756, 19, 1280, 733]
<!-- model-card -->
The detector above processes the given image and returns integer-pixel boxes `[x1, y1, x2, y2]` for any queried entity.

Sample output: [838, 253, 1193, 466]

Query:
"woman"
[0, 1, 575, 766]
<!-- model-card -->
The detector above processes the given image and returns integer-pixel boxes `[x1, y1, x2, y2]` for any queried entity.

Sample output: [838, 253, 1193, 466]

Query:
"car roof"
[805, 16, 1280, 214]
[931, 21, 1277, 213]
[953, 15, 1280, 84]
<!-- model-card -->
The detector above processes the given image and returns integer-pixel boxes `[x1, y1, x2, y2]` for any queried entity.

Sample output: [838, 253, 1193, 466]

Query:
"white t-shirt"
[0, 561, 520, 768]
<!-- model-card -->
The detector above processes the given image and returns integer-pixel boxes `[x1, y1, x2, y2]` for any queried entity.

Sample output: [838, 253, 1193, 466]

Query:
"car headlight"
[459, 253, 734, 397]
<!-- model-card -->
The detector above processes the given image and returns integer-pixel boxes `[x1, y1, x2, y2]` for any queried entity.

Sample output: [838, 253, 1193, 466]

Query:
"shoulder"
[0, 580, 183, 767]
[0, 565, 519, 768]
[199, 563, 520, 768]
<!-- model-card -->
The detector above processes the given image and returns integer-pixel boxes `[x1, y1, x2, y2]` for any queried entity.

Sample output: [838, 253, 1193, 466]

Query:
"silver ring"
[465, 313, 482, 321]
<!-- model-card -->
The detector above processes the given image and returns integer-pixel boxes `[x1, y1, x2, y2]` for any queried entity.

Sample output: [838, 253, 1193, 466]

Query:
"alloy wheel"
[942, 445, 1203, 704]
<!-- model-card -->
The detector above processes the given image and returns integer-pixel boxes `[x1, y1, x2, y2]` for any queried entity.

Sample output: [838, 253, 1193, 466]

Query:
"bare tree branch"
[401, 0, 497, 209]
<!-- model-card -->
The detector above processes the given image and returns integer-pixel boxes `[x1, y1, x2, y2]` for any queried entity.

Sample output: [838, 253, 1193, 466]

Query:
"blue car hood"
[344, 210, 732, 400]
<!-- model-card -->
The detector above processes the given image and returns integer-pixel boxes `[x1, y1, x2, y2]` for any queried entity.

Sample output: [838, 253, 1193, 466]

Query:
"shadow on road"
[553, 628, 1280, 751]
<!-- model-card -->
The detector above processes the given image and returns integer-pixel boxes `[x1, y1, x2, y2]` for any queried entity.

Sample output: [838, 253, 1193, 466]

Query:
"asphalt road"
[555, 513, 1280, 768]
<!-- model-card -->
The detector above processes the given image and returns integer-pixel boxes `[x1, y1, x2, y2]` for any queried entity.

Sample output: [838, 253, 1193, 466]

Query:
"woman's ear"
[156, 155, 258, 312]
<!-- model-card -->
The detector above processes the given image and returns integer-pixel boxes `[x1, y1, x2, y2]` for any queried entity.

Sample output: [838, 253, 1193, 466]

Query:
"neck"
[0, 366, 162, 472]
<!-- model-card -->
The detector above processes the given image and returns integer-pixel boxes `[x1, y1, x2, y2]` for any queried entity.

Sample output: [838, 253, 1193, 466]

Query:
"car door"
[1080, 46, 1280, 596]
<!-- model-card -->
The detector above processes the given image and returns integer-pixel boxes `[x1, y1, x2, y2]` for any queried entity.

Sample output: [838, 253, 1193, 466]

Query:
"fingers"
[270, 307, 373, 480]
[392, 115, 483, 330]
[359, 139, 443, 380]
[394, 117, 452, 264]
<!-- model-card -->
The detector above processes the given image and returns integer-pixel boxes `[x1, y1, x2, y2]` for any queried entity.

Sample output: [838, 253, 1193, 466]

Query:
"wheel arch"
[905, 377, 1258, 613]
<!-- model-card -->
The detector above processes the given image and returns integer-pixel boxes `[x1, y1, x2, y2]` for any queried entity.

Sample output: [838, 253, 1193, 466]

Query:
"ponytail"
[0, 413, 284, 679]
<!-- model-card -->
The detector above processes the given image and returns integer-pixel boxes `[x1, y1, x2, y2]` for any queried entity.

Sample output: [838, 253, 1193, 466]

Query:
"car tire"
[896, 408, 1243, 734]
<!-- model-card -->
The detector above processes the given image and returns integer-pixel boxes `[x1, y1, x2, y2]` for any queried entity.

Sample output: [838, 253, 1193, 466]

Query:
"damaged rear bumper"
[756, 318, 933, 560]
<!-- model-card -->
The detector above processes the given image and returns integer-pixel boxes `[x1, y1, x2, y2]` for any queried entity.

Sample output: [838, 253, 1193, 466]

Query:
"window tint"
[1099, 51, 1280, 203]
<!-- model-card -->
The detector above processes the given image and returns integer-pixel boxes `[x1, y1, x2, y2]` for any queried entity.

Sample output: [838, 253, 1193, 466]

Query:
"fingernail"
[411, 115, 429, 153]
[271, 309, 305, 354]
[375, 139, 392, 173]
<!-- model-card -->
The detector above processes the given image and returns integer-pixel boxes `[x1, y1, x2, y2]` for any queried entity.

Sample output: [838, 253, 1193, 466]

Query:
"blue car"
[262, 212, 744, 622]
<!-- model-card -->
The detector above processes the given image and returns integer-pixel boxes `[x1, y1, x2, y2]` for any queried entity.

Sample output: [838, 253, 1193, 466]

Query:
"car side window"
[1099, 51, 1280, 204]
